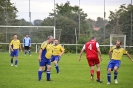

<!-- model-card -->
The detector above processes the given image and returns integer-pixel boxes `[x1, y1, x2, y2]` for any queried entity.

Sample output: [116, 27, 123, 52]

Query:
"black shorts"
[24, 46, 30, 50]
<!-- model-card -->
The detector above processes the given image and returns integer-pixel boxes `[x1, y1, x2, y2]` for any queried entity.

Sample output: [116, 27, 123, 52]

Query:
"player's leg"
[114, 66, 118, 84]
[96, 63, 102, 83]
[24, 46, 27, 55]
[87, 58, 94, 81]
[10, 51, 14, 66]
[54, 56, 60, 73]
[107, 60, 114, 84]
[114, 61, 120, 84]
[14, 50, 19, 67]
[38, 66, 44, 81]
[95, 57, 102, 83]
[28, 46, 31, 56]
[38, 60, 45, 81]
[46, 59, 51, 81]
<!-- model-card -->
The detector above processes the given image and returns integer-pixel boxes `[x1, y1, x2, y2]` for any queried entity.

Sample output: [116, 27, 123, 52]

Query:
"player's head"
[91, 36, 96, 41]
[54, 39, 59, 45]
[13, 34, 17, 39]
[47, 35, 54, 43]
[116, 40, 121, 48]
[26, 34, 29, 37]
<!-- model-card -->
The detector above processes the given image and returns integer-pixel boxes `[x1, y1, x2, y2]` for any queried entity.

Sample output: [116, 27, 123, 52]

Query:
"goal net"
[110, 34, 126, 49]
[0, 26, 62, 52]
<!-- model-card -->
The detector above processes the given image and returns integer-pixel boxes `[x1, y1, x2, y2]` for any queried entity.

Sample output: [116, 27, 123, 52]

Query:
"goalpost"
[110, 34, 126, 49]
[0, 26, 62, 53]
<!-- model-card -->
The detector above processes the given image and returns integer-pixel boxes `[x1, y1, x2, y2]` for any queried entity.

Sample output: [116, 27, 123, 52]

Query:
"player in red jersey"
[78, 36, 102, 83]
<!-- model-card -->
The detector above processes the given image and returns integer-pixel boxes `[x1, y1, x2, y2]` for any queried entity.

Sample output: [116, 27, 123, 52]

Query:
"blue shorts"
[107, 59, 121, 71]
[39, 57, 51, 67]
[10, 49, 19, 57]
[51, 55, 60, 62]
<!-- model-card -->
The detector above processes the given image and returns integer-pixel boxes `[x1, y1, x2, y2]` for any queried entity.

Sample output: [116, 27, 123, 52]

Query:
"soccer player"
[23, 34, 31, 56]
[107, 40, 133, 84]
[78, 36, 103, 83]
[10, 34, 22, 67]
[50, 39, 65, 73]
[38, 36, 54, 81]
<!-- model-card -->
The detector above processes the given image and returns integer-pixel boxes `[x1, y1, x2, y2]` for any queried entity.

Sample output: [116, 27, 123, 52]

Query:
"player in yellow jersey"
[107, 40, 133, 84]
[9, 34, 22, 67]
[51, 39, 65, 73]
[38, 36, 54, 81]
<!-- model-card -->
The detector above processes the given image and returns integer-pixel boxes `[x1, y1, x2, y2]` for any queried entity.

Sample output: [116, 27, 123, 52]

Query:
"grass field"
[0, 52, 133, 88]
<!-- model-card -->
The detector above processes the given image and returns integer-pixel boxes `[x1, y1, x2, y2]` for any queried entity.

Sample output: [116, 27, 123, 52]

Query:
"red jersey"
[85, 40, 99, 59]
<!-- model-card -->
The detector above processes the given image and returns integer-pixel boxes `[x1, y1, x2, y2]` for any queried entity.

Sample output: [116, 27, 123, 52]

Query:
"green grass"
[0, 52, 133, 88]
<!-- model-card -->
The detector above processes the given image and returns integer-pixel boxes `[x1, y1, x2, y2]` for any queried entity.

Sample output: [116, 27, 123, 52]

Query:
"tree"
[42, 1, 91, 44]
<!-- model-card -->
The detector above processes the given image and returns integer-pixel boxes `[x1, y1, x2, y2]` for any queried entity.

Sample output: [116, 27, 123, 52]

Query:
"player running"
[51, 39, 65, 73]
[38, 36, 54, 81]
[107, 40, 133, 84]
[78, 36, 103, 83]
[10, 34, 22, 67]
[23, 34, 31, 56]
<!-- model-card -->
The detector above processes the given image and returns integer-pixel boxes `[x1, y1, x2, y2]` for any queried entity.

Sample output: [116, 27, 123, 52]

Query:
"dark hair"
[13, 34, 17, 36]
[91, 36, 96, 40]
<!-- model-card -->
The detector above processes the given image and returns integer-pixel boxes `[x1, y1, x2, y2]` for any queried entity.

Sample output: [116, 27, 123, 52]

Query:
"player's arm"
[59, 46, 65, 57]
[9, 40, 13, 51]
[126, 52, 133, 62]
[108, 47, 113, 60]
[19, 41, 22, 52]
[96, 42, 102, 61]
[78, 45, 85, 61]
[29, 38, 31, 47]
[38, 48, 43, 62]
[23, 38, 25, 47]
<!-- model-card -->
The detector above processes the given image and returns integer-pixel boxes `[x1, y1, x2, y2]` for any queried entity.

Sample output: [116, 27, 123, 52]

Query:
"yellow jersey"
[10, 39, 21, 49]
[110, 46, 127, 60]
[53, 44, 65, 56]
[41, 41, 53, 59]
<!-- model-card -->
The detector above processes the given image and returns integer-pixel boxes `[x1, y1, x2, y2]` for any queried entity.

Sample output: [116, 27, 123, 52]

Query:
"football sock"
[97, 71, 100, 80]
[114, 72, 118, 80]
[90, 69, 94, 75]
[15, 60, 18, 65]
[55, 64, 59, 73]
[46, 71, 51, 80]
[11, 58, 13, 64]
[24, 50, 27, 55]
[38, 70, 42, 80]
[107, 73, 111, 82]
[29, 50, 31, 55]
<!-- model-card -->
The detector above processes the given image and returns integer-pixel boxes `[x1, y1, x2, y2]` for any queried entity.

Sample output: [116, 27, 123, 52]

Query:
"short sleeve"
[110, 46, 114, 52]
[10, 40, 13, 45]
[60, 45, 65, 51]
[123, 49, 128, 54]
[96, 42, 99, 48]
[41, 42, 47, 50]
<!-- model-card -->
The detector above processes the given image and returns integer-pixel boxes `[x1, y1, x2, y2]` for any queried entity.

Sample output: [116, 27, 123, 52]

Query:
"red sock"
[97, 71, 100, 80]
[90, 70, 94, 75]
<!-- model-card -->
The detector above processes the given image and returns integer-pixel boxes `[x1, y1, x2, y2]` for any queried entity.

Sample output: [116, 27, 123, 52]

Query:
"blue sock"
[15, 60, 18, 65]
[114, 72, 118, 80]
[107, 73, 111, 83]
[29, 50, 31, 55]
[11, 58, 13, 64]
[55, 65, 59, 73]
[46, 71, 51, 80]
[38, 70, 42, 81]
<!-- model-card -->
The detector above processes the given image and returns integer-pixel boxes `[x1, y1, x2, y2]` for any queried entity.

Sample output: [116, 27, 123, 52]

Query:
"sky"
[11, 0, 131, 22]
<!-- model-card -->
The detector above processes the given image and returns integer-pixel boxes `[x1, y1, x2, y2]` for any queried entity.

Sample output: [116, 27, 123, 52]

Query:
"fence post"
[36, 43, 37, 53]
